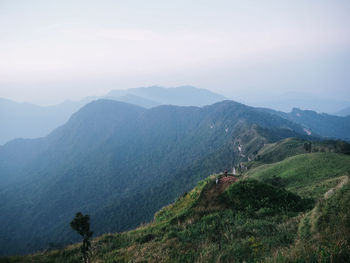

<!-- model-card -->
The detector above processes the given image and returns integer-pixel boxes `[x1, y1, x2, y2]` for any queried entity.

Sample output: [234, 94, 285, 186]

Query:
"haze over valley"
[1, 1, 350, 262]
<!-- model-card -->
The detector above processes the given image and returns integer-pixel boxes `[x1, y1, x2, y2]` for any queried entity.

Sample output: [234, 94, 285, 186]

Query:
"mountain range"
[1, 86, 350, 257]
[0, 98, 90, 146]
[0, 99, 314, 256]
[2, 86, 350, 147]
[0, 86, 226, 145]
[3, 137, 350, 262]
[259, 107, 350, 142]
[105, 85, 227, 107]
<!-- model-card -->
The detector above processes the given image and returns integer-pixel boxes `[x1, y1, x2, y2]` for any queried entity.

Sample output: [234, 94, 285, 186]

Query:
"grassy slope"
[268, 177, 350, 262]
[2, 148, 350, 263]
[3, 175, 310, 263]
[248, 152, 350, 199]
[246, 152, 350, 262]
[255, 138, 307, 163]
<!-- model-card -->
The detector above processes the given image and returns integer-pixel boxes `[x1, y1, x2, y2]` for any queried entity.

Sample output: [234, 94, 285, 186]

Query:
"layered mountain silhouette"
[0, 98, 92, 145]
[106, 85, 227, 107]
[0, 86, 226, 145]
[0, 99, 311, 256]
[260, 107, 350, 142]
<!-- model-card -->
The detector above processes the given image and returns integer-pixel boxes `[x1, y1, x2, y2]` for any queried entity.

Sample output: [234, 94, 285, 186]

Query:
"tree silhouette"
[70, 212, 93, 263]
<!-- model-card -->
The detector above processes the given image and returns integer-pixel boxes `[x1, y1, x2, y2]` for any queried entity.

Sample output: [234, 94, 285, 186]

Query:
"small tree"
[70, 212, 93, 263]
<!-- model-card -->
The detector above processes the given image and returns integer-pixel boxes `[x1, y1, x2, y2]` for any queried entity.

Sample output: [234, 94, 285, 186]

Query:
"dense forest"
[0, 99, 312, 255]
[3, 138, 350, 262]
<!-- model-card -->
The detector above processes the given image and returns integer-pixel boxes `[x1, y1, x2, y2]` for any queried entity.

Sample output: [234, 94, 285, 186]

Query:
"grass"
[256, 138, 307, 164]
[2, 177, 311, 263]
[267, 179, 350, 263]
[248, 152, 350, 199]
[2, 151, 350, 263]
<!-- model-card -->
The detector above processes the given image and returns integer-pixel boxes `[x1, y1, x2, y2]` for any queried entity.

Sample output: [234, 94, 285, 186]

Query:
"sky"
[1, 0, 350, 109]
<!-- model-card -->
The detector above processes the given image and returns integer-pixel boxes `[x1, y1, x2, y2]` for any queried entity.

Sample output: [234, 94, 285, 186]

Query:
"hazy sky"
[1, 0, 349, 106]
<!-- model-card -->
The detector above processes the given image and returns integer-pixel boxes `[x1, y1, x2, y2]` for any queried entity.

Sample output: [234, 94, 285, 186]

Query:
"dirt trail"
[324, 175, 349, 199]
[305, 175, 349, 234]
[196, 175, 238, 212]
[218, 176, 237, 191]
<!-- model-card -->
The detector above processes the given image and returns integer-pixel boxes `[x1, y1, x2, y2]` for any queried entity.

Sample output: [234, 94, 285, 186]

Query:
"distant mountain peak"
[106, 85, 227, 107]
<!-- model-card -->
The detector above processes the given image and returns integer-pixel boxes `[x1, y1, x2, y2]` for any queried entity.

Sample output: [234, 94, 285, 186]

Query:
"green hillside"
[4, 151, 349, 263]
[0, 100, 311, 256]
[248, 152, 350, 199]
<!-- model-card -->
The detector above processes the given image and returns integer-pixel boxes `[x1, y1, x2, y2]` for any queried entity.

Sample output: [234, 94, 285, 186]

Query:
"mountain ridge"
[258, 106, 350, 142]
[0, 86, 227, 145]
[0, 99, 313, 256]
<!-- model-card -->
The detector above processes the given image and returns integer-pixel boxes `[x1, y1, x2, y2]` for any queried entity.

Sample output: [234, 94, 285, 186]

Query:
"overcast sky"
[1, 0, 349, 106]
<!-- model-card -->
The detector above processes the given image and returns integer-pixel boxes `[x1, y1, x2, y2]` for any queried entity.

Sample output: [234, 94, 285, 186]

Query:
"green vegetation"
[70, 212, 93, 263]
[1, 177, 310, 263]
[287, 108, 350, 142]
[3, 148, 349, 263]
[268, 178, 350, 262]
[255, 138, 308, 164]
[252, 137, 350, 165]
[248, 152, 350, 199]
[223, 179, 312, 213]
[0, 100, 308, 255]
[1, 100, 350, 259]
[261, 107, 350, 142]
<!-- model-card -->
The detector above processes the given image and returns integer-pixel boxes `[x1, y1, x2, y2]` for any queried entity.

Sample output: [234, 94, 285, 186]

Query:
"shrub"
[223, 179, 311, 213]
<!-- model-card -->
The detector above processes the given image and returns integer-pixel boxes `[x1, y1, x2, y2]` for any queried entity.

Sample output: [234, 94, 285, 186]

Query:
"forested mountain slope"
[0, 100, 310, 256]
[259, 107, 350, 142]
[4, 149, 350, 263]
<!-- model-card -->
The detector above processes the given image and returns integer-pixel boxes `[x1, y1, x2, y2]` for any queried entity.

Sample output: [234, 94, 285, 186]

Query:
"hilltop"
[3, 140, 350, 262]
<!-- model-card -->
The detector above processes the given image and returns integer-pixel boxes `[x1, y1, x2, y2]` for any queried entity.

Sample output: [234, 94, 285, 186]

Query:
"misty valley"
[1, 1, 350, 262]
[1, 86, 350, 262]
